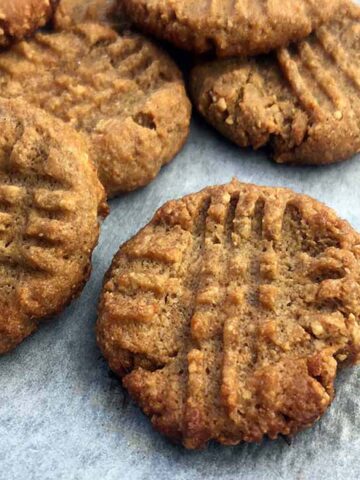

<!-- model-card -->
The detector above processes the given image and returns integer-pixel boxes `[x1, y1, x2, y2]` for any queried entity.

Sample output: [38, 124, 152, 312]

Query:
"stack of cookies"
[1, 0, 360, 452]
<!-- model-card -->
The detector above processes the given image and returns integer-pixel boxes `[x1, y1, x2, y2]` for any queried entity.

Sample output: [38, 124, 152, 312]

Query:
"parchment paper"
[1, 39, 360, 480]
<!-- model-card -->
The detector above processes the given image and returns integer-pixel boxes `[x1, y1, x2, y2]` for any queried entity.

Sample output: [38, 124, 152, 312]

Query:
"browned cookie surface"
[54, 0, 126, 30]
[120, 0, 343, 57]
[0, 23, 191, 197]
[0, 98, 106, 354]
[97, 179, 360, 449]
[191, 3, 360, 165]
[0, 0, 55, 47]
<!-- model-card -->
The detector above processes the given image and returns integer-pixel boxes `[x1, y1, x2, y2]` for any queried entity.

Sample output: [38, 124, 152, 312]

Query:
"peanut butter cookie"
[54, 0, 125, 30]
[120, 0, 343, 57]
[191, 3, 360, 165]
[0, 0, 56, 47]
[0, 23, 191, 197]
[0, 98, 106, 354]
[97, 179, 360, 449]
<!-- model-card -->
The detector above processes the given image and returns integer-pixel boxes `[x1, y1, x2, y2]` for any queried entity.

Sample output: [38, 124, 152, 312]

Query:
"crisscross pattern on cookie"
[0, 99, 104, 354]
[191, 4, 360, 166]
[0, 23, 190, 195]
[98, 180, 360, 448]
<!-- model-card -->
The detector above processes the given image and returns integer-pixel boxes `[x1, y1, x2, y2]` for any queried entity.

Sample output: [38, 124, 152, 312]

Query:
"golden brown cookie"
[0, 0, 56, 47]
[0, 97, 106, 354]
[97, 179, 360, 449]
[0, 23, 191, 197]
[120, 0, 343, 57]
[191, 3, 360, 165]
[54, 0, 125, 30]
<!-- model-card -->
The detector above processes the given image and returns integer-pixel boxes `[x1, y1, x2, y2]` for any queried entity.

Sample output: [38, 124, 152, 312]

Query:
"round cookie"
[191, 3, 360, 166]
[120, 0, 343, 58]
[0, 0, 56, 47]
[0, 98, 106, 354]
[0, 23, 191, 197]
[54, 0, 126, 30]
[97, 179, 360, 449]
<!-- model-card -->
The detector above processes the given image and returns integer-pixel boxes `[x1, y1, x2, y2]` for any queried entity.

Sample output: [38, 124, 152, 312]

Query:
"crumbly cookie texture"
[54, 0, 126, 30]
[97, 179, 360, 449]
[0, 0, 55, 47]
[191, 3, 360, 165]
[0, 98, 106, 354]
[0, 23, 191, 197]
[120, 0, 343, 57]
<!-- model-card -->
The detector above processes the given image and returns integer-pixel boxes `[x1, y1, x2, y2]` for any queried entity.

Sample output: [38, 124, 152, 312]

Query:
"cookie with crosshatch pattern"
[0, 22, 191, 197]
[97, 179, 360, 448]
[191, 2, 360, 165]
[0, 98, 106, 354]
[120, 0, 343, 57]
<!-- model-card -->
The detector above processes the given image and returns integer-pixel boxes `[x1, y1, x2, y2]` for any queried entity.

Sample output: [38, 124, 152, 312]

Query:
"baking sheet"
[2, 64, 360, 480]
